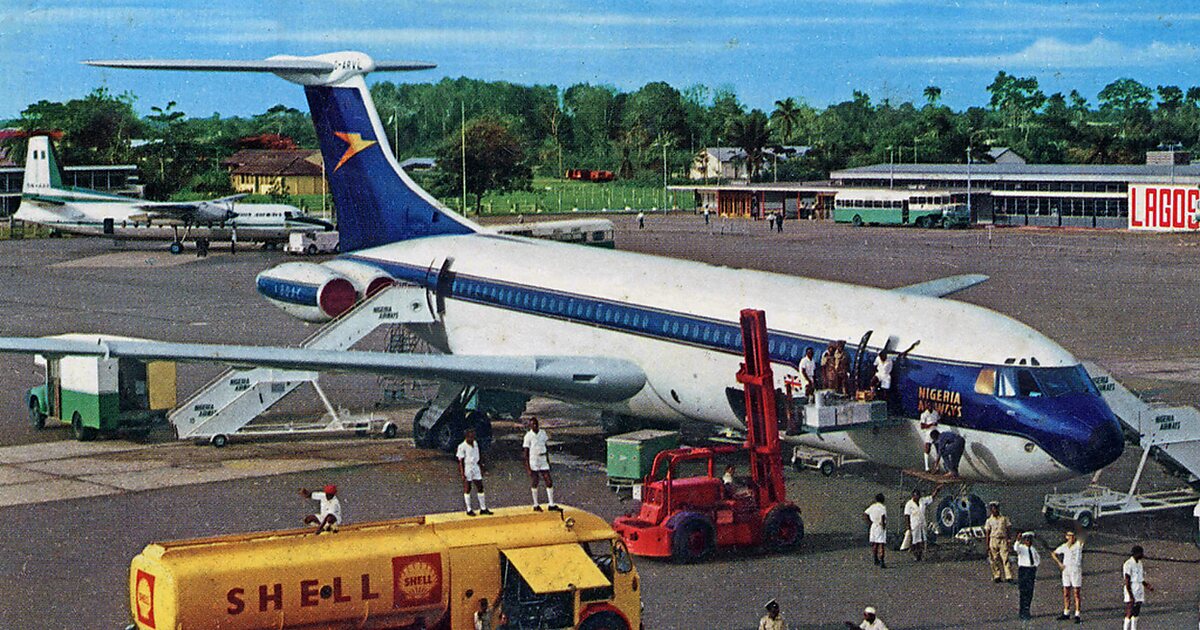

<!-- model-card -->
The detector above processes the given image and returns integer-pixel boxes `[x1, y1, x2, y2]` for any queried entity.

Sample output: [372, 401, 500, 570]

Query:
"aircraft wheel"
[671, 517, 715, 563]
[852, 215, 864, 227]
[169, 241, 184, 255]
[466, 410, 493, 450]
[71, 412, 96, 442]
[762, 505, 804, 552]
[433, 412, 465, 453]
[412, 408, 436, 449]
[29, 398, 45, 430]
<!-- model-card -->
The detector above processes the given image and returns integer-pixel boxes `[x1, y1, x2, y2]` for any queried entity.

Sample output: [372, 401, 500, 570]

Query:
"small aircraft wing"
[135, 194, 247, 220]
[893, 274, 988, 298]
[0, 337, 646, 404]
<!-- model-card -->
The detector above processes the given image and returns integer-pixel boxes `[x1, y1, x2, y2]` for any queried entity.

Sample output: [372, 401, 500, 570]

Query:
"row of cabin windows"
[836, 199, 904, 209]
[454, 278, 809, 361]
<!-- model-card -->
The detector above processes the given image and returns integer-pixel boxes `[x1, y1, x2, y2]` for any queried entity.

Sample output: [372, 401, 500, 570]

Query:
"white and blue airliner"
[0, 53, 1123, 496]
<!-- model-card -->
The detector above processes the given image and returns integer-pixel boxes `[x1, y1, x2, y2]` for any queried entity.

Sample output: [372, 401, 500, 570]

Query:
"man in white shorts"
[300, 483, 342, 533]
[1052, 530, 1083, 623]
[457, 427, 492, 516]
[862, 493, 888, 568]
[1123, 545, 1153, 630]
[903, 486, 940, 561]
[919, 407, 940, 471]
[523, 417, 561, 512]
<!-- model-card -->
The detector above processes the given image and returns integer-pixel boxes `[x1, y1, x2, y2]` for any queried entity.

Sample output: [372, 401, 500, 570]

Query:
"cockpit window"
[995, 365, 1093, 398]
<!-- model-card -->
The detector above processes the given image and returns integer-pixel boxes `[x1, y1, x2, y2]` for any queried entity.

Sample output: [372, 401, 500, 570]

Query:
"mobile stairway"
[168, 285, 438, 446]
[1042, 362, 1200, 530]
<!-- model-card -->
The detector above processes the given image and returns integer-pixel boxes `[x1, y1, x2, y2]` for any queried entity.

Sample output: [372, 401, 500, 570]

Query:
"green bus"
[833, 189, 970, 228]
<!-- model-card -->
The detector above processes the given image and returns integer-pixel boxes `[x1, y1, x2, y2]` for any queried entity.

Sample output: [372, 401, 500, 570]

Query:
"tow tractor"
[612, 309, 803, 562]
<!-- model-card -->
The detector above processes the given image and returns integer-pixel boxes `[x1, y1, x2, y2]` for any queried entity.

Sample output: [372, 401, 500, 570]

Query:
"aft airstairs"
[1042, 362, 1200, 528]
[168, 285, 439, 446]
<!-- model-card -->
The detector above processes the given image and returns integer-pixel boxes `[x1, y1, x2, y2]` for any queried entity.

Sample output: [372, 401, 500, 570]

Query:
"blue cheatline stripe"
[256, 276, 321, 307]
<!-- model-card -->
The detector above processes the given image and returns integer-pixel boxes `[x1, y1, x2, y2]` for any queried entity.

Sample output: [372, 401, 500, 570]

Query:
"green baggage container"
[606, 429, 681, 481]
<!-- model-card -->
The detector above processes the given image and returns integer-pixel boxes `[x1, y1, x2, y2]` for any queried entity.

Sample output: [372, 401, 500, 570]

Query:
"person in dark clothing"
[929, 429, 965, 478]
[1014, 531, 1041, 624]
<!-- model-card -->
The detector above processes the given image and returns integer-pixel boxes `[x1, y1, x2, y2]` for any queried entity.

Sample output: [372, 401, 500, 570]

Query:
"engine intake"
[256, 262, 357, 322]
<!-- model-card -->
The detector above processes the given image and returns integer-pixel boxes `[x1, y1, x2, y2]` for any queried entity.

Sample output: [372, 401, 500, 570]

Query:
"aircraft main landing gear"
[412, 385, 494, 453]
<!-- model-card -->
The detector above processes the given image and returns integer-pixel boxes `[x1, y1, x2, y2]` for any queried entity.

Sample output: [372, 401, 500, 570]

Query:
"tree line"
[7, 72, 1200, 203]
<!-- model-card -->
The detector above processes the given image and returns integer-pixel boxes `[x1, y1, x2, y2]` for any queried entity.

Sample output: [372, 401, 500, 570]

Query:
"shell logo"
[135, 570, 156, 628]
[392, 553, 443, 608]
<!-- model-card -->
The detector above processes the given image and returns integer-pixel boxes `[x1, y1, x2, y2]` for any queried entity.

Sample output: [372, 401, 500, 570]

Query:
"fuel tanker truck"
[128, 505, 641, 630]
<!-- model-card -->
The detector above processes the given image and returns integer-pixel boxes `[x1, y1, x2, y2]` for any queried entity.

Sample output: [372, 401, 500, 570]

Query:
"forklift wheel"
[670, 518, 715, 564]
[28, 399, 46, 430]
[763, 505, 804, 551]
[210, 434, 228, 448]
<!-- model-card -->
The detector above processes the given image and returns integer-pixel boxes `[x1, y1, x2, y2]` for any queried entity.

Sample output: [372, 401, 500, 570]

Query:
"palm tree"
[728, 110, 771, 180]
[923, 85, 942, 107]
[771, 97, 801, 143]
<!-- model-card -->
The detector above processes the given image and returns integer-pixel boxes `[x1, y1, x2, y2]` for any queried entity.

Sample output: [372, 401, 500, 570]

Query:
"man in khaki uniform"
[983, 501, 1015, 583]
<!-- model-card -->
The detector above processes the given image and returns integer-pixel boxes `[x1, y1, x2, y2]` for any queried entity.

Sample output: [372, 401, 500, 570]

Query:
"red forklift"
[613, 309, 803, 563]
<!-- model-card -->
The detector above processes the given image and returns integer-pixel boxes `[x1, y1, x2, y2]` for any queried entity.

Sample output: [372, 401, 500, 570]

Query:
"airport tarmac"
[1, 218, 1199, 629]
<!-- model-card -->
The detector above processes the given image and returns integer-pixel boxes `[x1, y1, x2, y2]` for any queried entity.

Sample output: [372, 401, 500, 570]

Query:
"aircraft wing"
[135, 194, 247, 220]
[0, 337, 645, 404]
[893, 274, 988, 298]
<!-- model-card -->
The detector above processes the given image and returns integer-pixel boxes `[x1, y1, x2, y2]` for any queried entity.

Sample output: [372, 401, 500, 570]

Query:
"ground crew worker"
[1123, 545, 1152, 630]
[832, 340, 851, 395]
[984, 501, 1015, 583]
[797, 347, 816, 398]
[929, 429, 965, 478]
[863, 493, 888, 568]
[1014, 531, 1040, 624]
[873, 349, 894, 398]
[1052, 530, 1083, 623]
[637, 212, 645, 229]
[703, 208, 711, 225]
[457, 427, 492, 516]
[903, 485, 941, 561]
[523, 417, 561, 512]
[475, 597, 501, 630]
[919, 408, 940, 471]
[820, 343, 837, 391]
[759, 599, 784, 630]
[300, 484, 341, 532]
[845, 606, 889, 630]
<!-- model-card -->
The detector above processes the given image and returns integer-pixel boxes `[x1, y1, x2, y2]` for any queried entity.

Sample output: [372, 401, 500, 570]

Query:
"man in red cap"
[300, 484, 342, 532]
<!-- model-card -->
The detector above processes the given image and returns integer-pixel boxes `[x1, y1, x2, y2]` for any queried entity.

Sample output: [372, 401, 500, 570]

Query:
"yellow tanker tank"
[129, 505, 641, 630]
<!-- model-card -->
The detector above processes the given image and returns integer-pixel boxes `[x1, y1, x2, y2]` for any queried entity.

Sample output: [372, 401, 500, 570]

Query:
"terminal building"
[0, 164, 139, 217]
[674, 149, 1200, 229]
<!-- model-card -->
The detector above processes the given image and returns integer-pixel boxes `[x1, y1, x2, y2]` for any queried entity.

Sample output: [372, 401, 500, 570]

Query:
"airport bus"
[494, 218, 616, 248]
[833, 189, 970, 228]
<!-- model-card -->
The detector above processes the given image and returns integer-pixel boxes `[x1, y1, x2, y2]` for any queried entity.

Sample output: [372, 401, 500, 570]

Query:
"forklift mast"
[735, 309, 786, 506]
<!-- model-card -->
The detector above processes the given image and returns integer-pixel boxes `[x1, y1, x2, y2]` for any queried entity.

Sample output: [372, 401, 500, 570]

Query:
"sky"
[3, 0, 1200, 120]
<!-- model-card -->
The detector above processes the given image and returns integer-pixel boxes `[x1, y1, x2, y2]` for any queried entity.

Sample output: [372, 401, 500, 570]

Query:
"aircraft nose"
[1053, 397, 1125, 474]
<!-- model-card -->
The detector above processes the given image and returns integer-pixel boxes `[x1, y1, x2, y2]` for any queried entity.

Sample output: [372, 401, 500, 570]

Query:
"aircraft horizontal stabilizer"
[0, 337, 646, 405]
[84, 58, 435, 74]
[893, 274, 988, 298]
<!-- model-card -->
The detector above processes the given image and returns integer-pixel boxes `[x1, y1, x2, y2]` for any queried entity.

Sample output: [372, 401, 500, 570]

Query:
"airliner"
[0, 53, 1123, 496]
[15, 135, 334, 253]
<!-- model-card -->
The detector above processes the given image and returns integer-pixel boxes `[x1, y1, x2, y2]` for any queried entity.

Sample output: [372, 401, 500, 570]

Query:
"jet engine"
[256, 262, 357, 322]
[322, 259, 395, 298]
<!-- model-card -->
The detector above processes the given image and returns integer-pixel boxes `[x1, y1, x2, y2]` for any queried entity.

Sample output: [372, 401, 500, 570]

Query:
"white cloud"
[896, 37, 1200, 68]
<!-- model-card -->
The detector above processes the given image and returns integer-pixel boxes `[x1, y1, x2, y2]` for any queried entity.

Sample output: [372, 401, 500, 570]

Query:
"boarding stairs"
[168, 285, 438, 444]
[1042, 362, 1200, 527]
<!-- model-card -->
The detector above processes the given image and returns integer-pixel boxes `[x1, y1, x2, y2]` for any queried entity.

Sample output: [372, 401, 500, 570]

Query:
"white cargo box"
[801, 399, 889, 432]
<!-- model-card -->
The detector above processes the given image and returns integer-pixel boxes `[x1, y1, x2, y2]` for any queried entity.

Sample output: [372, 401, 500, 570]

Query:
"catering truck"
[25, 334, 175, 441]
[128, 505, 641, 630]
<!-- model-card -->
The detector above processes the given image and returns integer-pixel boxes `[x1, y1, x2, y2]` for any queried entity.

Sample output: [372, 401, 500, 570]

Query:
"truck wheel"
[412, 408, 436, 448]
[306, 244, 318, 255]
[1076, 510, 1094, 529]
[762, 505, 804, 551]
[819, 459, 836, 477]
[852, 215, 863, 227]
[382, 422, 398, 439]
[71, 412, 96, 442]
[671, 518, 715, 563]
[210, 434, 228, 448]
[914, 216, 928, 229]
[29, 398, 46, 430]
[579, 611, 629, 630]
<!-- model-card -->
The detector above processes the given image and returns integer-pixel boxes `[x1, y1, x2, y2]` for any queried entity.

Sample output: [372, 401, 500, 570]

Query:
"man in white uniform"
[523, 417, 561, 512]
[1052, 530, 1083, 623]
[873, 350, 894, 398]
[300, 483, 342, 532]
[919, 408, 940, 471]
[862, 494, 888, 568]
[797, 347, 816, 397]
[457, 428, 492, 516]
[844, 606, 889, 630]
[1123, 545, 1152, 630]
[903, 486, 940, 561]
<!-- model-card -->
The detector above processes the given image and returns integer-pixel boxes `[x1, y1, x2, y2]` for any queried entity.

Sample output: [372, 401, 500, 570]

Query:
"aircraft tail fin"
[303, 77, 478, 251]
[23, 135, 64, 194]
